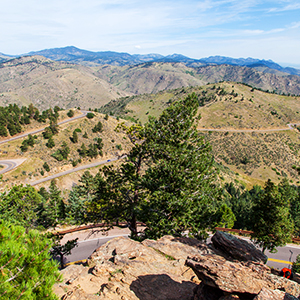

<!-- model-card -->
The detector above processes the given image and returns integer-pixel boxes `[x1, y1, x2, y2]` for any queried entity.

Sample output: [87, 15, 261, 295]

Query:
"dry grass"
[0, 111, 132, 190]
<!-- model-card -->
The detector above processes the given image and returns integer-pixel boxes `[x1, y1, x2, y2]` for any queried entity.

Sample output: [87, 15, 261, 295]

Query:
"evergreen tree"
[251, 179, 294, 253]
[89, 94, 221, 240]
[87, 143, 98, 158]
[0, 221, 61, 300]
[0, 124, 8, 137]
[92, 121, 103, 133]
[78, 143, 87, 157]
[46, 136, 55, 148]
[0, 185, 43, 229]
[71, 130, 78, 143]
[43, 162, 50, 172]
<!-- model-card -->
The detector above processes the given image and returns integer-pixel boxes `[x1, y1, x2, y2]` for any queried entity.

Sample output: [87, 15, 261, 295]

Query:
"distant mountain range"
[1, 46, 300, 76]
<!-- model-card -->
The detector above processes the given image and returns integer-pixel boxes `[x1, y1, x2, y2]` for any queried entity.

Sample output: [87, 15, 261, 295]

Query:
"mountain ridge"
[1, 46, 299, 75]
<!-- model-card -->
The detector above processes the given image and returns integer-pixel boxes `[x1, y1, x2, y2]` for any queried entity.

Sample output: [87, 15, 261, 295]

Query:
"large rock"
[142, 235, 214, 260]
[211, 231, 267, 263]
[54, 236, 199, 300]
[186, 254, 300, 298]
[253, 287, 299, 300]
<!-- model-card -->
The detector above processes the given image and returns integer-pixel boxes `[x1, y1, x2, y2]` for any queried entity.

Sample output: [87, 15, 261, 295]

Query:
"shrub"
[67, 110, 74, 117]
[43, 162, 50, 172]
[86, 113, 95, 119]
[92, 121, 103, 133]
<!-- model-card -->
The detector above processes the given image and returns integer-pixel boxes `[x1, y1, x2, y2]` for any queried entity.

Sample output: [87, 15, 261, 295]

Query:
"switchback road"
[197, 123, 300, 133]
[0, 111, 88, 174]
[30, 157, 123, 186]
[0, 159, 26, 174]
[0, 110, 87, 146]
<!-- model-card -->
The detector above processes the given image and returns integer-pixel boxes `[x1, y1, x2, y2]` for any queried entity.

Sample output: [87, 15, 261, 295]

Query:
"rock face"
[211, 231, 268, 263]
[54, 235, 210, 300]
[53, 232, 300, 300]
[186, 254, 300, 297]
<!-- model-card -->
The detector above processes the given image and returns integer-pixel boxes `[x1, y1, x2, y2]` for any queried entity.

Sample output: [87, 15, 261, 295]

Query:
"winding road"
[30, 156, 124, 186]
[0, 113, 299, 179]
[197, 123, 300, 132]
[59, 227, 300, 270]
[0, 110, 88, 175]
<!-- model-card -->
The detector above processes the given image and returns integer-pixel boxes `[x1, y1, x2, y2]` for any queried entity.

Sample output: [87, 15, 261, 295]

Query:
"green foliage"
[251, 179, 294, 253]
[37, 180, 66, 228]
[0, 221, 61, 300]
[42, 127, 53, 139]
[0, 185, 43, 229]
[74, 128, 82, 133]
[71, 130, 78, 143]
[104, 114, 109, 120]
[92, 121, 103, 133]
[43, 162, 50, 172]
[46, 136, 55, 148]
[67, 109, 74, 117]
[20, 134, 37, 152]
[83, 131, 88, 138]
[51, 142, 70, 161]
[88, 94, 221, 240]
[87, 143, 99, 158]
[214, 204, 236, 229]
[0, 124, 8, 137]
[292, 254, 300, 274]
[78, 143, 87, 157]
[86, 112, 95, 119]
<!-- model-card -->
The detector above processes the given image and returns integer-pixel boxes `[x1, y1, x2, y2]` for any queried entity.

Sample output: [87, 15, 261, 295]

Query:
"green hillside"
[99, 82, 300, 186]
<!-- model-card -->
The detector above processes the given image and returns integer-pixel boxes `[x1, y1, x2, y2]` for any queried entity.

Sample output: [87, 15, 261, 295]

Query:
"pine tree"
[89, 93, 221, 240]
[251, 179, 294, 253]
[72, 130, 78, 143]
[46, 136, 55, 148]
[0, 185, 43, 229]
[0, 221, 61, 299]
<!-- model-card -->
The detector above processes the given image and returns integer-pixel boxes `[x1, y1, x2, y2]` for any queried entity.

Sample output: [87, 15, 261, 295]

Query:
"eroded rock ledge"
[53, 232, 300, 300]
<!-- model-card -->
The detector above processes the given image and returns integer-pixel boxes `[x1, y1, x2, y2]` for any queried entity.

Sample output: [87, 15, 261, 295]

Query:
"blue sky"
[1, 0, 300, 67]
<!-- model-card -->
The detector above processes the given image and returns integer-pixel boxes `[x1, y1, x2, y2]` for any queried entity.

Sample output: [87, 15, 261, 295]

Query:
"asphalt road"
[30, 156, 125, 186]
[0, 159, 26, 174]
[61, 231, 300, 270]
[198, 123, 300, 133]
[0, 110, 87, 146]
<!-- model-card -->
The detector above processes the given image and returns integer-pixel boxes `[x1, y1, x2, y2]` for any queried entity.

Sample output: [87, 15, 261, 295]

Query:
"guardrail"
[52, 222, 145, 235]
[215, 227, 300, 243]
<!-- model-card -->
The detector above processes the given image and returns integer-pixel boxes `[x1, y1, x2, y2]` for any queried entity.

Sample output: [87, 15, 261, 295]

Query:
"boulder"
[211, 231, 267, 263]
[142, 235, 214, 260]
[253, 287, 299, 300]
[186, 254, 300, 298]
[54, 236, 199, 300]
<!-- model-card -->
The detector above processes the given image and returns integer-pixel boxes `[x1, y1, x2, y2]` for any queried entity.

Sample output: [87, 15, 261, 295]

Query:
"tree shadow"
[130, 274, 197, 300]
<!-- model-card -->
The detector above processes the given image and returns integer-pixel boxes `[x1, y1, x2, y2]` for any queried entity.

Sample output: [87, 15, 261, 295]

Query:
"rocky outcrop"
[211, 231, 267, 263]
[253, 287, 299, 300]
[53, 232, 300, 300]
[54, 236, 208, 300]
[186, 254, 300, 298]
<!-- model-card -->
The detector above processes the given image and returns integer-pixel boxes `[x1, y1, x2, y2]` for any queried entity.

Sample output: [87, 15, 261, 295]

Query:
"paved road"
[0, 110, 87, 146]
[61, 229, 300, 270]
[30, 156, 125, 186]
[0, 159, 26, 174]
[0, 110, 88, 174]
[198, 123, 300, 133]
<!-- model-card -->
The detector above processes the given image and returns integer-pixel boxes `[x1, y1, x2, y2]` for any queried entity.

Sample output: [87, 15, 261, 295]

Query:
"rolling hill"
[99, 82, 300, 187]
[0, 56, 130, 110]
